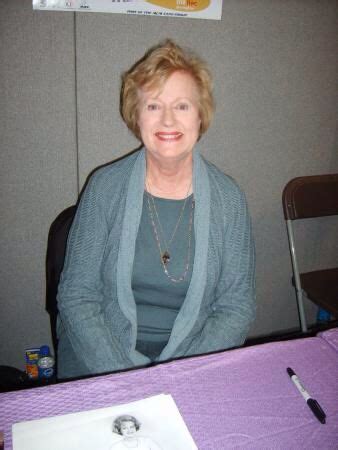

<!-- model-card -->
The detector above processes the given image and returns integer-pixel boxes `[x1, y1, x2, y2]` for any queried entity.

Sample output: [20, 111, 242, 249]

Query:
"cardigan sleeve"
[57, 173, 136, 375]
[184, 186, 256, 355]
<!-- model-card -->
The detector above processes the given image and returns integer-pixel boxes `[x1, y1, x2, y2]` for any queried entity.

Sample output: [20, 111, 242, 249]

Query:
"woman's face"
[137, 71, 201, 165]
[120, 420, 137, 438]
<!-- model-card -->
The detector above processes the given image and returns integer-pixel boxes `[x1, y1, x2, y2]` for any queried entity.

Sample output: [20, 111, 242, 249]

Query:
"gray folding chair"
[282, 174, 338, 332]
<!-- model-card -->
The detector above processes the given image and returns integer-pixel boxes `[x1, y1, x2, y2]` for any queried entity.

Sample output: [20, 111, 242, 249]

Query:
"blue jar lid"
[39, 345, 50, 356]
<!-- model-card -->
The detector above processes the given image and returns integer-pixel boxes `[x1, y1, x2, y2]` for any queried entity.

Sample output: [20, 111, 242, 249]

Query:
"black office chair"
[282, 174, 338, 332]
[46, 205, 77, 354]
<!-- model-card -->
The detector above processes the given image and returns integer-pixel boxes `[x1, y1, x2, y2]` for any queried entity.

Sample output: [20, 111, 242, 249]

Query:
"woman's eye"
[176, 103, 189, 111]
[147, 103, 160, 111]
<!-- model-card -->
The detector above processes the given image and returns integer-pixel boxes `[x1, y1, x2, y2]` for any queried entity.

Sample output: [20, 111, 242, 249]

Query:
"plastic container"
[317, 308, 331, 323]
[25, 348, 40, 380]
[37, 345, 55, 380]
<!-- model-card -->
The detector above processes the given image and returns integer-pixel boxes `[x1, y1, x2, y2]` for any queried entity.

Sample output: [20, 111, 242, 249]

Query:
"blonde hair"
[120, 39, 214, 140]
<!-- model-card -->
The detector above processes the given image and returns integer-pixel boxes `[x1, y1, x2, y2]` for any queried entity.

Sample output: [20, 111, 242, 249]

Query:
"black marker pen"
[287, 367, 326, 424]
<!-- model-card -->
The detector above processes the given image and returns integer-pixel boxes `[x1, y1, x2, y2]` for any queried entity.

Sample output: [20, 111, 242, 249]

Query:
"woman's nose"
[161, 106, 175, 127]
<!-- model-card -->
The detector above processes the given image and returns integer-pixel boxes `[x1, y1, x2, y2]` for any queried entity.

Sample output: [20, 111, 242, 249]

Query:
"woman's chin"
[148, 146, 193, 162]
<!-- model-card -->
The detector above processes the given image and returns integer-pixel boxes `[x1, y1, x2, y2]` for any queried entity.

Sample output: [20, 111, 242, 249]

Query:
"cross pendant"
[162, 251, 170, 265]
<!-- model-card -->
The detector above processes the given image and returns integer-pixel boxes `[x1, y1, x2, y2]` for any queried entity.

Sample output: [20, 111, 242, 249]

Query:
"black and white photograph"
[110, 414, 162, 450]
[12, 394, 197, 450]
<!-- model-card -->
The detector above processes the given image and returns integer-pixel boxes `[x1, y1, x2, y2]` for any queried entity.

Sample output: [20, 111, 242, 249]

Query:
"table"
[1, 331, 338, 449]
[319, 328, 338, 354]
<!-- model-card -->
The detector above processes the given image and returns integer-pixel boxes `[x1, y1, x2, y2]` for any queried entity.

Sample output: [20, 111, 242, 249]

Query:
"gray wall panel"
[0, 1, 78, 369]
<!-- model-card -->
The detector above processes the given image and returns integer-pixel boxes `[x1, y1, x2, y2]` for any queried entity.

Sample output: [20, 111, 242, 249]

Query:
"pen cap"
[307, 398, 326, 424]
[287, 367, 295, 377]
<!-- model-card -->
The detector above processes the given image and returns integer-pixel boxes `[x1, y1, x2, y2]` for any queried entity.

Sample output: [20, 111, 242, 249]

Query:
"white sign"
[32, 0, 223, 20]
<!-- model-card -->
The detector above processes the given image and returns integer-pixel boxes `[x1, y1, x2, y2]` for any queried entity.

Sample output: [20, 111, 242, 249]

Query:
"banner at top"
[32, 0, 223, 21]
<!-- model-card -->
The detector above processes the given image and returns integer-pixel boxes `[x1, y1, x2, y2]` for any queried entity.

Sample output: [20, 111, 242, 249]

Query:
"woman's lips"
[155, 132, 183, 141]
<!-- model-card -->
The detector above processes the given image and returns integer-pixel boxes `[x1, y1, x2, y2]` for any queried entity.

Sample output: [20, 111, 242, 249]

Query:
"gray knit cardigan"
[57, 148, 256, 378]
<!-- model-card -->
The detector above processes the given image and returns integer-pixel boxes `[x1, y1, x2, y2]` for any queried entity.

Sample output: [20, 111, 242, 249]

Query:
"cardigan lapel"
[159, 148, 211, 360]
[116, 149, 146, 350]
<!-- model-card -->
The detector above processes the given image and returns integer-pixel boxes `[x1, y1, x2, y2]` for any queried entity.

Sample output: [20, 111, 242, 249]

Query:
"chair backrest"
[46, 205, 77, 353]
[282, 174, 338, 221]
[282, 173, 338, 333]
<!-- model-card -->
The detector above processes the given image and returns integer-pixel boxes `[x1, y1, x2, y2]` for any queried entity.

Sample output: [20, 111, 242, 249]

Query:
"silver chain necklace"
[145, 183, 194, 283]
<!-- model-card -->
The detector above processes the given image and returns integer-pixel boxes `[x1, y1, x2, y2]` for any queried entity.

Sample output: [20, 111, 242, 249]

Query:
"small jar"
[37, 345, 55, 380]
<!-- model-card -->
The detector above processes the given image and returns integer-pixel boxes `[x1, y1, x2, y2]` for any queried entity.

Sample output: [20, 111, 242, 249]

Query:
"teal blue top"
[133, 193, 195, 359]
[57, 147, 256, 379]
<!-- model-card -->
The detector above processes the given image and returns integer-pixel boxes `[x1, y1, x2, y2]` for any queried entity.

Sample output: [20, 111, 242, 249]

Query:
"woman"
[110, 415, 162, 450]
[57, 39, 255, 379]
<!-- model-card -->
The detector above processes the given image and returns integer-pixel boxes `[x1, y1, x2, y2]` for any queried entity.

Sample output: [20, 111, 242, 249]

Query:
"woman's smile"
[155, 131, 183, 141]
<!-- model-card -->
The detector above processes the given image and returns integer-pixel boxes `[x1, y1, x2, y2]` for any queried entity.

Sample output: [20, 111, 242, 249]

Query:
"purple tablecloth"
[1, 333, 338, 449]
[319, 328, 338, 354]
